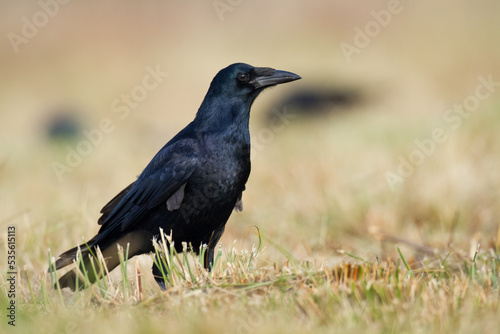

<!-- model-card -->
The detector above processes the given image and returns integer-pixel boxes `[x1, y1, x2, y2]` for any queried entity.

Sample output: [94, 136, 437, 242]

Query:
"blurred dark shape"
[267, 87, 362, 122]
[45, 111, 82, 141]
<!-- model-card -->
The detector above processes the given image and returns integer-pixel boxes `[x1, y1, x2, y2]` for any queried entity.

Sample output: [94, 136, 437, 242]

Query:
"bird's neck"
[194, 97, 251, 134]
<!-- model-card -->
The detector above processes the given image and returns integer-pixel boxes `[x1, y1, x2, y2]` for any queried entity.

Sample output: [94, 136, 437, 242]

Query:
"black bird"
[267, 88, 361, 122]
[50, 63, 300, 290]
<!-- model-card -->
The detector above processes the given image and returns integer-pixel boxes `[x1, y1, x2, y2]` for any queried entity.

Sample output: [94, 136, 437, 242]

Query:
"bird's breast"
[192, 131, 250, 198]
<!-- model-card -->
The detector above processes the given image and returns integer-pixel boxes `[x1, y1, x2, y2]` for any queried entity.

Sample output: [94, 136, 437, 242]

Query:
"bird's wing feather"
[94, 138, 199, 242]
[233, 192, 243, 212]
[166, 183, 186, 211]
[98, 182, 135, 225]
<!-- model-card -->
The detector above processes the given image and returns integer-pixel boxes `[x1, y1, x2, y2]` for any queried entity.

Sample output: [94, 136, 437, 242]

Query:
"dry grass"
[4, 239, 500, 334]
[2, 1, 500, 333]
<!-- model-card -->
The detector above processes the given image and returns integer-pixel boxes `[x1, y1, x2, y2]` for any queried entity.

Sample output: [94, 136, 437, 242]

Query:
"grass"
[2, 236, 500, 334]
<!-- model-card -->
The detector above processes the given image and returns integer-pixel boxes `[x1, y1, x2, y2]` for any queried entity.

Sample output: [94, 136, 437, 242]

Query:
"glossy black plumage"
[50, 63, 300, 290]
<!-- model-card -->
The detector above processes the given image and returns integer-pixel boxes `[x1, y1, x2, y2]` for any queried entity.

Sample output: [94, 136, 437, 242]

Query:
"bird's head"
[206, 63, 301, 101]
[195, 63, 300, 129]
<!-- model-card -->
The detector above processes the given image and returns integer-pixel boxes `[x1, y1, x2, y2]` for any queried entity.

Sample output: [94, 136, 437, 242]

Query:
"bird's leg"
[152, 253, 169, 290]
[204, 246, 215, 271]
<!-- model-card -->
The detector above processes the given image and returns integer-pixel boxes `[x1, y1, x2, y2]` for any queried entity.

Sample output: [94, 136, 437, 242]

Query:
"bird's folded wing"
[94, 139, 199, 243]
[98, 182, 135, 225]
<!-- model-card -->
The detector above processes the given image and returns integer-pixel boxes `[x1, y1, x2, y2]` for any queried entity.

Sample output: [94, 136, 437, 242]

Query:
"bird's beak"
[250, 69, 301, 89]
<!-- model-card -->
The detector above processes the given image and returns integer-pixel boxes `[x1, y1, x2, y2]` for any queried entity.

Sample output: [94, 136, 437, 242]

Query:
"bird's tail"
[50, 231, 152, 290]
[50, 242, 103, 290]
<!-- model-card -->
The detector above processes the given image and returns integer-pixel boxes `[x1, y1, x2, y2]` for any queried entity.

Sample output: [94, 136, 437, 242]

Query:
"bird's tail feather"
[55, 248, 104, 290]
[51, 231, 152, 290]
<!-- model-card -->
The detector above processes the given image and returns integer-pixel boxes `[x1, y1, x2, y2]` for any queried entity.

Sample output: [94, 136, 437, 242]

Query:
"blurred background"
[2, 0, 500, 275]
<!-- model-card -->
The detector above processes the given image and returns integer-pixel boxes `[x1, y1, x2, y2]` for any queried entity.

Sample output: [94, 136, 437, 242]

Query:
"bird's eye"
[237, 73, 249, 83]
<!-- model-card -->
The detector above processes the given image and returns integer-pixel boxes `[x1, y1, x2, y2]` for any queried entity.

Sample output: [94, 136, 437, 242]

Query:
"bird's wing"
[94, 138, 199, 242]
[98, 182, 135, 225]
